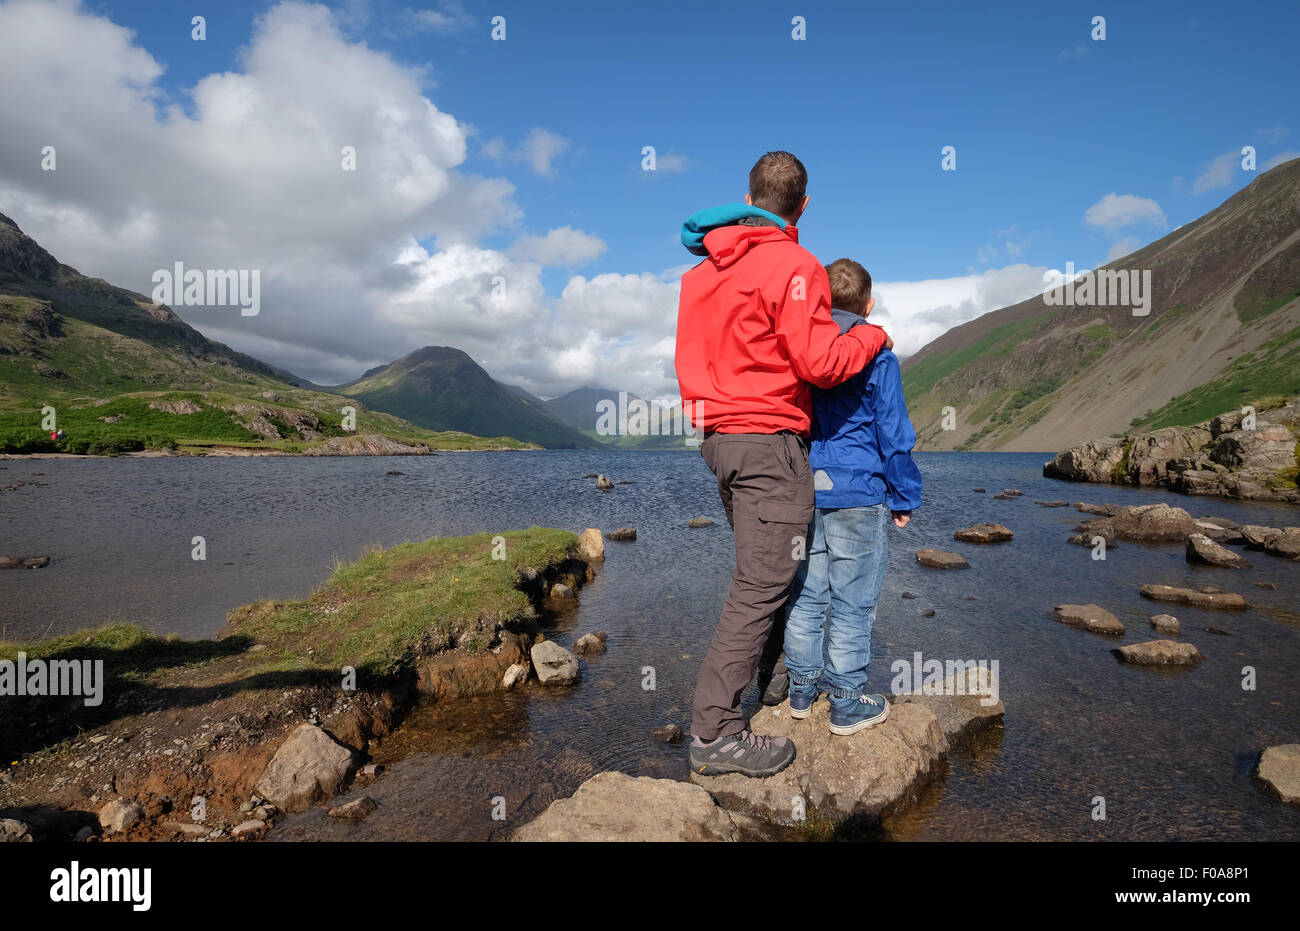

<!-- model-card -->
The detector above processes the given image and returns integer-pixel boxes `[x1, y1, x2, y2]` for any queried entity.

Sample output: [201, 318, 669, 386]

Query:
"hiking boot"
[760, 671, 789, 706]
[829, 693, 890, 736]
[689, 729, 796, 777]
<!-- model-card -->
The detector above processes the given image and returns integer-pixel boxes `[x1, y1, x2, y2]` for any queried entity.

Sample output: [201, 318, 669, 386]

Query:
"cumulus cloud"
[1084, 193, 1166, 232]
[873, 264, 1052, 359]
[508, 227, 606, 267]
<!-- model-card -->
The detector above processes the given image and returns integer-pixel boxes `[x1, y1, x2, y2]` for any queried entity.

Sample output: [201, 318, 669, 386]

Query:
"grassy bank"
[0, 527, 582, 759]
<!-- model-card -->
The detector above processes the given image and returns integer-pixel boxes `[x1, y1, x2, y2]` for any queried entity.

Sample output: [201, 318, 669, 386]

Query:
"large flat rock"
[512, 771, 740, 841]
[691, 668, 1003, 826]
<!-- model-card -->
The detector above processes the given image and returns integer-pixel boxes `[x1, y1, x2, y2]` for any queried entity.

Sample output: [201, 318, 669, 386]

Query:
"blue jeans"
[784, 504, 889, 715]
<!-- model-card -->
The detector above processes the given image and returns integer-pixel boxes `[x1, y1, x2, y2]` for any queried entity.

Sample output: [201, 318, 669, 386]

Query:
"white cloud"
[483, 127, 571, 176]
[873, 264, 1052, 359]
[1084, 193, 1166, 232]
[508, 227, 606, 267]
[1192, 151, 1238, 195]
[1106, 236, 1141, 262]
[1263, 150, 1300, 171]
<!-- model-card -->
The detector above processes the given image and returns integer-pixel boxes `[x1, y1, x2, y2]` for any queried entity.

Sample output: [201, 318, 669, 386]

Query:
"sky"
[1, 0, 1297, 398]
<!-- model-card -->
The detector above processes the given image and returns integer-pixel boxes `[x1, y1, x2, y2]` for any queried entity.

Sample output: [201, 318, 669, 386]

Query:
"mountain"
[542, 385, 699, 450]
[0, 212, 532, 453]
[332, 346, 599, 449]
[901, 157, 1300, 451]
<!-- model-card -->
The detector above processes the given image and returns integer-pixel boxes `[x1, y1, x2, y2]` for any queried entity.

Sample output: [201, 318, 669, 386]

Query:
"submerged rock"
[1149, 614, 1181, 634]
[653, 724, 686, 744]
[605, 528, 637, 542]
[595, 474, 614, 491]
[915, 549, 969, 569]
[1257, 745, 1300, 805]
[513, 771, 740, 842]
[953, 523, 1013, 544]
[1053, 604, 1125, 636]
[688, 517, 715, 528]
[530, 640, 580, 685]
[327, 796, 378, 822]
[1113, 640, 1204, 666]
[1139, 584, 1246, 610]
[0, 555, 50, 569]
[573, 632, 608, 656]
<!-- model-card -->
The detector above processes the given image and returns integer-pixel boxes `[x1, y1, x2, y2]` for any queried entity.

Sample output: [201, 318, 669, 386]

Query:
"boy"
[784, 258, 923, 735]
[676, 153, 893, 777]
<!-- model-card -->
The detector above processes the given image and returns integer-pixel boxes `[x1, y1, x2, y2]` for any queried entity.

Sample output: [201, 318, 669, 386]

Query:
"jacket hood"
[830, 307, 866, 334]
[698, 224, 800, 269]
[681, 203, 787, 256]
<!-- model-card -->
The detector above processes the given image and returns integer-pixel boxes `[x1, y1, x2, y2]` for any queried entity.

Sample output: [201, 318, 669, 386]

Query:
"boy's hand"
[883, 331, 894, 351]
[892, 510, 911, 528]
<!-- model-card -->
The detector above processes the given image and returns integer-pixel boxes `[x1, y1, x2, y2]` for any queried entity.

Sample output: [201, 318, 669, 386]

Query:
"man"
[674, 151, 892, 777]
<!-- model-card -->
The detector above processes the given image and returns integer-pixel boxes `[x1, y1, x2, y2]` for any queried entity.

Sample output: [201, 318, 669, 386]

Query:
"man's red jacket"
[674, 222, 889, 436]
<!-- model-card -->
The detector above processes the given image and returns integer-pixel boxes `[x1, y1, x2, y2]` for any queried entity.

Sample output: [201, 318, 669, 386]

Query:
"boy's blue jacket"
[810, 308, 924, 512]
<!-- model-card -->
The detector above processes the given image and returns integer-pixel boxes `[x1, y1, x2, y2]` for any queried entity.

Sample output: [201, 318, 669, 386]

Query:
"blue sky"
[4, 0, 1298, 393]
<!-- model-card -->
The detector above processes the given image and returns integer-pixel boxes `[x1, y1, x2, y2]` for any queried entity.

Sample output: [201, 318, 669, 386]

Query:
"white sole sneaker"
[828, 700, 890, 736]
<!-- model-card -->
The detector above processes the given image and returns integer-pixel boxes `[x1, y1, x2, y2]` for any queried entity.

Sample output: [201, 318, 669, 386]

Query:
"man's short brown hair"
[825, 258, 872, 314]
[748, 151, 807, 220]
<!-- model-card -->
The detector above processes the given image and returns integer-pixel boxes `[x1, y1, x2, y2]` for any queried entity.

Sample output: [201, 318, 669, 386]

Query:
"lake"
[2, 450, 1298, 840]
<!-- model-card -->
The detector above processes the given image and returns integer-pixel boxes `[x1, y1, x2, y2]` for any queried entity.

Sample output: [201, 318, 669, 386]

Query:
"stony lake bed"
[1, 450, 1298, 841]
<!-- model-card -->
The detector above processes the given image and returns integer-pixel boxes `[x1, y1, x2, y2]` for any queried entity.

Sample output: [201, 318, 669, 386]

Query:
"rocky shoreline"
[0, 528, 599, 842]
[1043, 398, 1299, 503]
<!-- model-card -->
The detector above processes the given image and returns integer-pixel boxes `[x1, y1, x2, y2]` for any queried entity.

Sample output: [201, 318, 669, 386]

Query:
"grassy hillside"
[542, 384, 698, 450]
[333, 346, 601, 449]
[0, 214, 533, 453]
[901, 158, 1300, 451]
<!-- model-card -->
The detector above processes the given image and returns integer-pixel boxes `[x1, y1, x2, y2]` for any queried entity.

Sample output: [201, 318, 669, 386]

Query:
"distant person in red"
[675, 151, 892, 777]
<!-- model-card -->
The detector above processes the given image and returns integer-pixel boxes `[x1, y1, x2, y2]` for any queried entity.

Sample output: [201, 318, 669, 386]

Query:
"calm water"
[2, 451, 1299, 841]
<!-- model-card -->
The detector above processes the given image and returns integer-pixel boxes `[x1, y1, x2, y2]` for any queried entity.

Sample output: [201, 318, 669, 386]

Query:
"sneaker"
[760, 671, 789, 706]
[829, 694, 890, 736]
[789, 690, 814, 719]
[688, 729, 796, 777]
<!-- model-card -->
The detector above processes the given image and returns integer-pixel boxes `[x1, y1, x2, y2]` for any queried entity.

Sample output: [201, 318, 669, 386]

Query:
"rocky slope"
[1044, 397, 1299, 502]
[902, 158, 1300, 451]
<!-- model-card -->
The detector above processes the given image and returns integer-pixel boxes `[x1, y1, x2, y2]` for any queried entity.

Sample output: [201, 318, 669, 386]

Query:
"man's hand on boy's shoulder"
[891, 510, 911, 528]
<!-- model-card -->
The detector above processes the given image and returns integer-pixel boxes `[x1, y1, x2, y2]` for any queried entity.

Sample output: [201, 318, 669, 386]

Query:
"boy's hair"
[825, 258, 872, 314]
[748, 151, 807, 220]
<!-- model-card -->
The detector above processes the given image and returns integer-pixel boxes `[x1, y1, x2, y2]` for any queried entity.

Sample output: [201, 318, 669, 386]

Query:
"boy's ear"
[744, 194, 753, 206]
[864, 296, 876, 317]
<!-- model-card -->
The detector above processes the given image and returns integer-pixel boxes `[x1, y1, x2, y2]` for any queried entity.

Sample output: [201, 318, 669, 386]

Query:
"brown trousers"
[692, 432, 814, 740]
